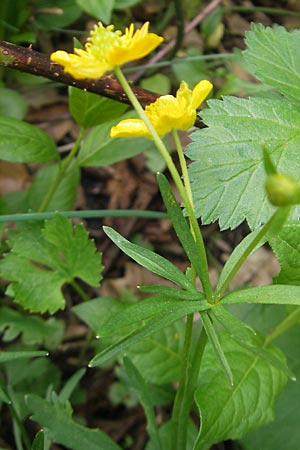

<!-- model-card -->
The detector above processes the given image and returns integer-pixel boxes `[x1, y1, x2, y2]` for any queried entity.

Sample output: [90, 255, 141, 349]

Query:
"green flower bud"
[265, 174, 300, 207]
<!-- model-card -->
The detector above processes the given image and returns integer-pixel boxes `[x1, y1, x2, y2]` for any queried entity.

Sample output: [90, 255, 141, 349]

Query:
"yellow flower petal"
[50, 50, 110, 79]
[50, 22, 163, 80]
[111, 79, 213, 140]
[191, 80, 213, 109]
[110, 119, 151, 138]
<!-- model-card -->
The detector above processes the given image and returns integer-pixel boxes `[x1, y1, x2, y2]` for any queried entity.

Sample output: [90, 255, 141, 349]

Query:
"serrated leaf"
[0, 215, 102, 313]
[244, 24, 300, 102]
[103, 226, 195, 291]
[269, 222, 300, 285]
[0, 306, 64, 349]
[27, 394, 122, 450]
[78, 115, 151, 167]
[187, 96, 300, 230]
[0, 116, 58, 163]
[27, 161, 80, 211]
[69, 88, 128, 128]
[193, 334, 287, 450]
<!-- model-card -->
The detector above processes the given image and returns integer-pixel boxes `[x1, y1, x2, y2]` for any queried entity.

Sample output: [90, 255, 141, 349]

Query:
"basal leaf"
[193, 334, 287, 450]
[187, 96, 300, 230]
[0, 215, 102, 313]
[244, 24, 300, 102]
[27, 394, 122, 450]
[0, 116, 58, 163]
[269, 221, 300, 285]
[103, 226, 195, 291]
[0, 306, 64, 349]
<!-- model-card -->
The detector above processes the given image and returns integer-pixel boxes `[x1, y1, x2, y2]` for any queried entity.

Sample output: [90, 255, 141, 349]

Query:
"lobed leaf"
[187, 96, 300, 230]
[244, 24, 300, 103]
[0, 215, 102, 313]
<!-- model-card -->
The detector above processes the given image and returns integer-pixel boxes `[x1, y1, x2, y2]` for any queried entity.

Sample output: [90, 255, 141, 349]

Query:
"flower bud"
[265, 174, 300, 206]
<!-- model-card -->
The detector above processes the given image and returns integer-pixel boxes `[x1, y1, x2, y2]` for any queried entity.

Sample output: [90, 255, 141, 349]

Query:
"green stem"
[172, 129, 194, 207]
[114, 66, 213, 300]
[265, 306, 300, 345]
[172, 324, 207, 450]
[216, 207, 290, 299]
[0, 209, 167, 223]
[38, 127, 85, 212]
[70, 279, 90, 302]
[7, 388, 31, 450]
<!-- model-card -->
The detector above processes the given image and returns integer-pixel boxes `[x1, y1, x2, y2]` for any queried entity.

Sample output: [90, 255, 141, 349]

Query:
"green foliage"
[27, 394, 123, 450]
[194, 333, 287, 450]
[0, 116, 59, 163]
[270, 222, 300, 285]
[0, 306, 64, 348]
[0, 214, 102, 313]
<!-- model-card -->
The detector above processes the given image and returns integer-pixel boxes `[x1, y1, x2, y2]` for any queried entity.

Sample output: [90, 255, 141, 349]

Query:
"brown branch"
[0, 40, 159, 108]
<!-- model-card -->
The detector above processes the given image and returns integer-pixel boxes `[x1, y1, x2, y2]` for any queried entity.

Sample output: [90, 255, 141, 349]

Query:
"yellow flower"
[50, 22, 163, 79]
[110, 80, 213, 139]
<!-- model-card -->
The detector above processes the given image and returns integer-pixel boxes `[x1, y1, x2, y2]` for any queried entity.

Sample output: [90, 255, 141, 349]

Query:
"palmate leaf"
[0, 214, 102, 313]
[187, 96, 300, 230]
[244, 24, 300, 103]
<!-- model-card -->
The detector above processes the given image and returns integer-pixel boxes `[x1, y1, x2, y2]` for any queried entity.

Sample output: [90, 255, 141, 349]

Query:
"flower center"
[86, 23, 123, 60]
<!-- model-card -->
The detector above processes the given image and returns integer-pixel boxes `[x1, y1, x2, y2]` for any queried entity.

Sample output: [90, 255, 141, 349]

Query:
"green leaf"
[32, 430, 45, 450]
[240, 379, 300, 450]
[69, 88, 128, 128]
[0, 116, 58, 163]
[127, 320, 186, 385]
[34, 0, 82, 30]
[27, 161, 80, 211]
[0, 350, 48, 364]
[0, 87, 27, 119]
[72, 297, 126, 333]
[89, 297, 210, 366]
[0, 306, 64, 349]
[78, 115, 151, 167]
[98, 295, 208, 337]
[124, 357, 162, 450]
[75, 0, 114, 22]
[26, 394, 122, 450]
[0, 215, 102, 313]
[193, 334, 287, 450]
[157, 173, 207, 284]
[187, 96, 300, 230]
[59, 368, 86, 403]
[244, 24, 300, 102]
[222, 285, 300, 307]
[103, 226, 195, 291]
[269, 222, 300, 285]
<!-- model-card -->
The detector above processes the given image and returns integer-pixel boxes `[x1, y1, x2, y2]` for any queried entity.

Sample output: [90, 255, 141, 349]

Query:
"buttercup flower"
[110, 80, 213, 139]
[50, 22, 163, 79]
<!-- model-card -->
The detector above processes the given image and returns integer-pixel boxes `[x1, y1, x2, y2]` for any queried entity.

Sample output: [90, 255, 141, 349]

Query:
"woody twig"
[0, 40, 159, 108]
